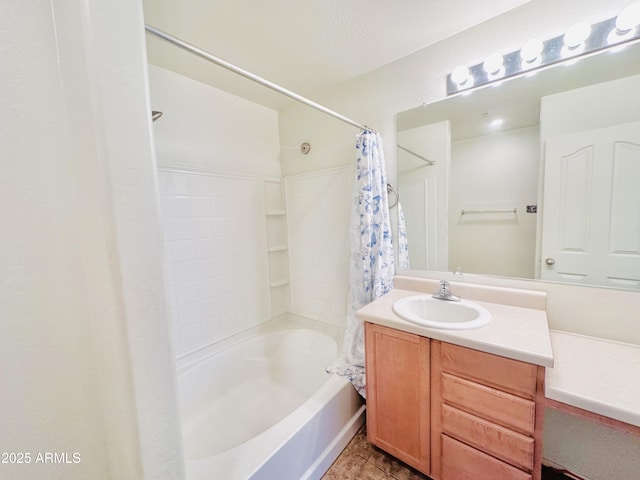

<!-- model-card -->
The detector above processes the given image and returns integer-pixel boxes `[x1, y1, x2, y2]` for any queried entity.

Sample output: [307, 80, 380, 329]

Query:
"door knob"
[545, 258, 556, 266]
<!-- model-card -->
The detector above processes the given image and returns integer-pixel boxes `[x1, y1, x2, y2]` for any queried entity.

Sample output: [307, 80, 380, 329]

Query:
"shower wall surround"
[149, 63, 355, 355]
[148, 65, 281, 355]
[148, 64, 280, 178]
[159, 170, 272, 354]
[285, 166, 353, 327]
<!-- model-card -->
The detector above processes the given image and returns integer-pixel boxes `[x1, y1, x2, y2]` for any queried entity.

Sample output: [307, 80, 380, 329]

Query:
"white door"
[541, 121, 640, 289]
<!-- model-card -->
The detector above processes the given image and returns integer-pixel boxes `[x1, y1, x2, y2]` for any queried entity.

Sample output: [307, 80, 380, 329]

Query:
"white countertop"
[357, 288, 554, 368]
[546, 330, 640, 428]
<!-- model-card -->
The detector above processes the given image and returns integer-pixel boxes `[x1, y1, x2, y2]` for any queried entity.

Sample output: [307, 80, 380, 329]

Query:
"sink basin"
[392, 294, 491, 330]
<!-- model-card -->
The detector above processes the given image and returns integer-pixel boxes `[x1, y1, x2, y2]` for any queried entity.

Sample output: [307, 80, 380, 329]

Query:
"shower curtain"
[330, 130, 394, 398]
[397, 202, 410, 269]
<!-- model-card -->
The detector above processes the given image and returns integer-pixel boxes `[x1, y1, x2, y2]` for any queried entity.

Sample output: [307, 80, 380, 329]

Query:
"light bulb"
[521, 38, 544, 63]
[607, 26, 633, 47]
[483, 52, 504, 75]
[616, 2, 640, 33]
[564, 22, 591, 48]
[451, 65, 470, 85]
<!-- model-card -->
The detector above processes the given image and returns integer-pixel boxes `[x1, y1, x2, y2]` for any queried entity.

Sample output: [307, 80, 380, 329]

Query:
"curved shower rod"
[144, 25, 374, 132]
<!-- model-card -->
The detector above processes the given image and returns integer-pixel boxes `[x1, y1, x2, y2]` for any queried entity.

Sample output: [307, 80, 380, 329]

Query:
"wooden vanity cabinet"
[365, 322, 431, 474]
[365, 323, 545, 480]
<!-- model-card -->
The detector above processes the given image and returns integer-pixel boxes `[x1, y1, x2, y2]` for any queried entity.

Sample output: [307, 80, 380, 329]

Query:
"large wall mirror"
[396, 41, 640, 291]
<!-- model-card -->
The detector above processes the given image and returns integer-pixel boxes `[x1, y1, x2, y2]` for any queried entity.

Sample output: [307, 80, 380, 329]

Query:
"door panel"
[541, 121, 640, 289]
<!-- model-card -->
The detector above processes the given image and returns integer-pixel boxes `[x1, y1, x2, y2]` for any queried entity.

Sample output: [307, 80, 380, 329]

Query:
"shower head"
[151, 111, 163, 122]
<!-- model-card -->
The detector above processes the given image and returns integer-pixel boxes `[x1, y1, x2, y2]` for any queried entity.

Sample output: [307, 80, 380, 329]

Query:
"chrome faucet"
[432, 280, 461, 302]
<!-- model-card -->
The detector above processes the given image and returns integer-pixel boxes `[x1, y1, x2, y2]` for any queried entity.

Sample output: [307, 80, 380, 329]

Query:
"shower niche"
[264, 179, 290, 317]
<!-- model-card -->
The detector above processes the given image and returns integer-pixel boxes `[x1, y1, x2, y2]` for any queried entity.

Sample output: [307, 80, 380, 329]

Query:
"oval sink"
[393, 294, 491, 330]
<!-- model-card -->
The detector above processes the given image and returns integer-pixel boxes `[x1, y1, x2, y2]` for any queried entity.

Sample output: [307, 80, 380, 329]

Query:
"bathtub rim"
[175, 313, 345, 375]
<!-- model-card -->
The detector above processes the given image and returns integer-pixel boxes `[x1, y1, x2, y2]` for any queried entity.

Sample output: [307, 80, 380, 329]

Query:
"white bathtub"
[177, 314, 365, 480]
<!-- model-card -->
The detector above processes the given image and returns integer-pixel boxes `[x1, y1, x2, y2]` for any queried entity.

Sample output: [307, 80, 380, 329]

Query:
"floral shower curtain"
[330, 130, 394, 398]
[397, 202, 410, 269]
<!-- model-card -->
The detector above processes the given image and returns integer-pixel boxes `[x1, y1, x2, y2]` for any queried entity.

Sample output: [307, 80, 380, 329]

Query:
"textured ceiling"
[143, 0, 532, 109]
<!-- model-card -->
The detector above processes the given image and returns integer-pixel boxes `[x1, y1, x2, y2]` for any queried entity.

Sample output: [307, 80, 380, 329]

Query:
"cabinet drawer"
[441, 434, 532, 480]
[441, 372, 536, 435]
[439, 342, 538, 398]
[442, 404, 534, 471]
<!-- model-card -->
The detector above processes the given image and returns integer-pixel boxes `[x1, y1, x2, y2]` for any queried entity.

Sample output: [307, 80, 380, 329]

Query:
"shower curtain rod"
[397, 144, 435, 165]
[144, 25, 373, 132]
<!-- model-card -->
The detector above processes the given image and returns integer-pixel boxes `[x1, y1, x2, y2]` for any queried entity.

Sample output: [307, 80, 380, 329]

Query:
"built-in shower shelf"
[264, 180, 290, 316]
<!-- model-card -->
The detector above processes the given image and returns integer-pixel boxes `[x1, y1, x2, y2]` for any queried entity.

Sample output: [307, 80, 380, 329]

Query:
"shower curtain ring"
[386, 183, 399, 208]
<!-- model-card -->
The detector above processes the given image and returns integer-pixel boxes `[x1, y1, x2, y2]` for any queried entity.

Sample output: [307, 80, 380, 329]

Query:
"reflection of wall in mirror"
[397, 121, 450, 271]
[540, 73, 640, 140]
[450, 126, 539, 278]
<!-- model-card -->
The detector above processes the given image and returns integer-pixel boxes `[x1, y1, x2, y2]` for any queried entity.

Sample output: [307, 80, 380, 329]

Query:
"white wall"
[278, 0, 639, 477]
[148, 66, 282, 355]
[450, 126, 539, 278]
[1, 1, 183, 480]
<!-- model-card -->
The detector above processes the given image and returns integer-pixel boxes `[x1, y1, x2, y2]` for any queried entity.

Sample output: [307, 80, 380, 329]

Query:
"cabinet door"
[365, 322, 430, 474]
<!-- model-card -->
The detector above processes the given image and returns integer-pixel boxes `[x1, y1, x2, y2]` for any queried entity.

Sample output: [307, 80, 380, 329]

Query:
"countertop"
[546, 330, 640, 428]
[356, 287, 554, 368]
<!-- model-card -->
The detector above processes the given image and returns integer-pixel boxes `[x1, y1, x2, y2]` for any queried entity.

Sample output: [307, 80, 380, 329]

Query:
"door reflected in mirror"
[396, 42, 640, 291]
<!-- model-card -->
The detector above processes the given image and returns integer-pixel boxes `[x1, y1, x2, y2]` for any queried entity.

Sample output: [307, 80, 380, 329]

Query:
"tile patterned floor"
[321, 425, 429, 480]
[322, 424, 574, 480]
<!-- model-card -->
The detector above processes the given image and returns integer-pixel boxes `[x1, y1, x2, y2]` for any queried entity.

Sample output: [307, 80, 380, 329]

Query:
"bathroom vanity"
[359, 277, 553, 480]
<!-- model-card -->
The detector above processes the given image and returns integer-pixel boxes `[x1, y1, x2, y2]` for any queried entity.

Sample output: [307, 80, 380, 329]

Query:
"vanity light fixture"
[446, 4, 640, 96]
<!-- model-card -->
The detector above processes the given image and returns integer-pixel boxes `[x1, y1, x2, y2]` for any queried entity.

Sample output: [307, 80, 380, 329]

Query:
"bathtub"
[176, 314, 366, 480]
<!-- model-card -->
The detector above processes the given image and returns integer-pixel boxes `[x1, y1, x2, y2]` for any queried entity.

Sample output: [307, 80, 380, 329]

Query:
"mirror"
[396, 41, 640, 291]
